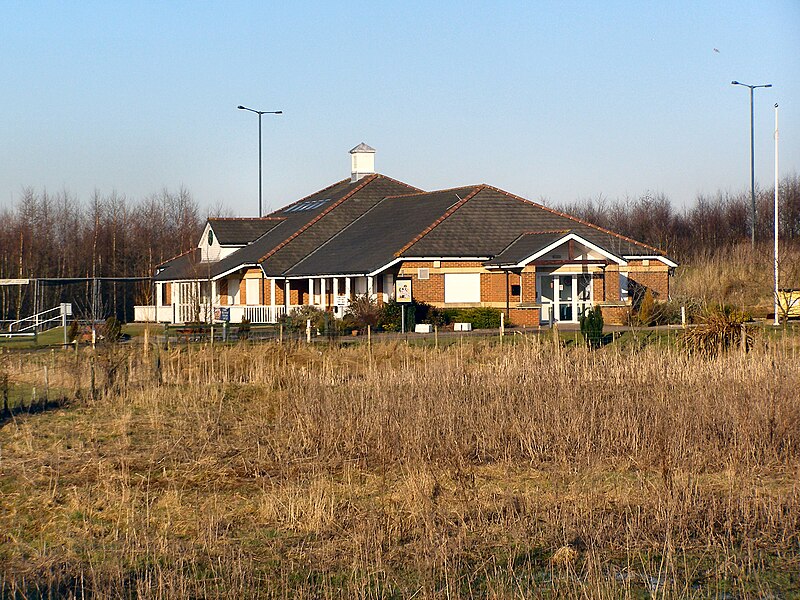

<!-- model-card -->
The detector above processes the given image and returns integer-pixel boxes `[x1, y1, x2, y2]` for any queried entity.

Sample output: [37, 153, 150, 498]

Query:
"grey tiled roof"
[403, 187, 661, 259]
[288, 186, 480, 276]
[484, 231, 572, 266]
[208, 218, 283, 245]
[154, 176, 673, 283]
[262, 175, 420, 276]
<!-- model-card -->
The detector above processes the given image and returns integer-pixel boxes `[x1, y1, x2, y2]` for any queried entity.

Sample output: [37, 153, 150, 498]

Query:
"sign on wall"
[395, 278, 412, 303]
[214, 307, 231, 322]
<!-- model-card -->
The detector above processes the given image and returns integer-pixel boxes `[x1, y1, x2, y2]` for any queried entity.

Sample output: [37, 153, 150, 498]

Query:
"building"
[136, 144, 676, 327]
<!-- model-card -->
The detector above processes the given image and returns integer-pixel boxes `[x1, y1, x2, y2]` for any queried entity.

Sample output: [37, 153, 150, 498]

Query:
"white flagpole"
[773, 103, 780, 326]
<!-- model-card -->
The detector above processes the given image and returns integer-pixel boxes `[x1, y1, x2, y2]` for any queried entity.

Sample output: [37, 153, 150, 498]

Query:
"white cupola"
[349, 142, 376, 182]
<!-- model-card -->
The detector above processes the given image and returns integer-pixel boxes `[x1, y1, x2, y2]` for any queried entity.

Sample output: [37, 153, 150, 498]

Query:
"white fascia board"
[368, 256, 491, 277]
[285, 273, 368, 279]
[212, 263, 261, 281]
[516, 233, 627, 268]
[624, 255, 678, 268]
[198, 222, 211, 248]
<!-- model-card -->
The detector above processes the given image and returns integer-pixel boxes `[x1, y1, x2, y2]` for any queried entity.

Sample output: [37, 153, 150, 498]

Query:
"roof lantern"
[350, 142, 375, 182]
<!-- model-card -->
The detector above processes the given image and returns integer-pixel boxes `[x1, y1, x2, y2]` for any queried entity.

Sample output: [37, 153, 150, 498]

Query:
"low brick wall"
[598, 303, 631, 326]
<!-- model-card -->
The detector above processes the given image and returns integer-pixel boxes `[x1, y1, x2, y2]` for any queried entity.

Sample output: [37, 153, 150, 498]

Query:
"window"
[283, 198, 331, 213]
[245, 278, 260, 305]
[444, 273, 481, 303]
[511, 284, 521, 297]
[417, 268, 430, 280]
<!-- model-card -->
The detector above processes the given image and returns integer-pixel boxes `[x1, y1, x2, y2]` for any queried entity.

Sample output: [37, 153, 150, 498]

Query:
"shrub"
[579, 305, 604, 348]
[237, 318, 251, 340]
[414, 301, 446, 327]
[681, 304, 754, 355]
[280, 306, 326, 333]
[457, 307, 502, 329]
[649, 300, 683, 326]
[346, 295, 381, 330]
[102, 317, 122, 342]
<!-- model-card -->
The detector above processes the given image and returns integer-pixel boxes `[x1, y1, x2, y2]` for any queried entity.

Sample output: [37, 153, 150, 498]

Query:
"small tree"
[636, 289, 655, 326]
[346, 294, 380, 330]
[579, 305, 604, 348]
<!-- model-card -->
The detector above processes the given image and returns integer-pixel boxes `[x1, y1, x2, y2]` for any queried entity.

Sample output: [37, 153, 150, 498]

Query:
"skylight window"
[284, 198, 331, 213]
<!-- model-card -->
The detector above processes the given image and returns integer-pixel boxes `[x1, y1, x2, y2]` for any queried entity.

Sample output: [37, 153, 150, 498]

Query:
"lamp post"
[238, 105, 282, 217]
[731, 81, 772, 246]
[773, 103, 779, 326]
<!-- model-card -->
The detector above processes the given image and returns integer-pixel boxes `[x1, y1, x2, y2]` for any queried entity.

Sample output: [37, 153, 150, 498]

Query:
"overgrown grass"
[1, 335, 799, 598]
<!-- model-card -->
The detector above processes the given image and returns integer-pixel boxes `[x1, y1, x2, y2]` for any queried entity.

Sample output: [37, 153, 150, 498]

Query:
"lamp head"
[731, 81, 740, 85]
[237, 105, 246, 109]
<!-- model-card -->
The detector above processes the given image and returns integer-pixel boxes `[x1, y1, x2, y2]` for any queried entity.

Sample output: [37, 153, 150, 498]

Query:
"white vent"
[417, 268, 430, 280]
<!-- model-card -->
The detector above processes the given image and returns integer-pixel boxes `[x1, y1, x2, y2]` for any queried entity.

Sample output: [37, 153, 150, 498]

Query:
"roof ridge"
[394, 185, 486, 257]
[209, 216, 284, 222]
[258, 174, 381, 263]
[380, 183, 480, 201]
[481, 184, 666, 255]
[520, 229, 571, 235]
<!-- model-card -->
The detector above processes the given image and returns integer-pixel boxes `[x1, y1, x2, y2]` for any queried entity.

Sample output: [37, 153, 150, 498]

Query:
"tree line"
[1, 174, 798, 323]
[0, 187, 204, 324]
[553, 174, 800, 260]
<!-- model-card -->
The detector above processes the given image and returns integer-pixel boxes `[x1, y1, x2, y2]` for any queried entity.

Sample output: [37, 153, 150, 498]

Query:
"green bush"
[102, 316, 122, 342]
[280, 306, 326, 333]
[380, 299, 422, 332]
[457, 307, 502, 329]
[579, 305, 604, 348]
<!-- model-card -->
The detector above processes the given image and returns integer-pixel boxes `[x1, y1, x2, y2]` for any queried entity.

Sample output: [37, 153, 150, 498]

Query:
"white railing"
[134, 304, 297, 325]
[242, 305, 286, 324]
[133, 305, 175, 323]
[2, 304, 72, 337]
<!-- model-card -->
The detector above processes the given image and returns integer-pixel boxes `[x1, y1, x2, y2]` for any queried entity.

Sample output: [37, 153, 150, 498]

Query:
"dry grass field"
[1, 333, 799, 598]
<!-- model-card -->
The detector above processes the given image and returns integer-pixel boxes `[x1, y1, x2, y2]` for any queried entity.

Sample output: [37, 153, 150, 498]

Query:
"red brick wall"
[509, 307, 540, 327]
[628, 270, 669, 301]
[219, 281, 228, 306]
[592, 274, 605, 301]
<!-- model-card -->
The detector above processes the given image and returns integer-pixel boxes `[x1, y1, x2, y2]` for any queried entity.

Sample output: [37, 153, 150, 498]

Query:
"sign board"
[395, 278, 412, 303]
[335, 295, 349, 306]
[60, 303, 72, 316]
[214, 307, 231, 322]
[0, 279, 30, 285]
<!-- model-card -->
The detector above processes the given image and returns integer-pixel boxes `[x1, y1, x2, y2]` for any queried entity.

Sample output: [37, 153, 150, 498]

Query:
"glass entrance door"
[538, 273, 593, 324]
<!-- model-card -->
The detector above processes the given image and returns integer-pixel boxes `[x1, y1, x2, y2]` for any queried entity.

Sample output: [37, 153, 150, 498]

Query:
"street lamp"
[731, 81, 772, 246]
[238, 105, 282, 217]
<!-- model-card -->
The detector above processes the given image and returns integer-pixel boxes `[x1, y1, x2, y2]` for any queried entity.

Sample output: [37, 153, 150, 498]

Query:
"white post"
[774, 103, 780, 326]
[270, 278, 276, 307]
[332, 278, 340, 317]
[284, 280, 290, 310]
[306, 318, 311, 343]
[321, 278, 327, 310]
[500, 312, 505, 339]
[345, 276, 351, 299]
[367, 275, 374, 299]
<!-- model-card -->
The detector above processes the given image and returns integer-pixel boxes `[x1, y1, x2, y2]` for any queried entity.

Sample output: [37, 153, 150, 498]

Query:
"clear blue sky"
[2, 1, 798, 216]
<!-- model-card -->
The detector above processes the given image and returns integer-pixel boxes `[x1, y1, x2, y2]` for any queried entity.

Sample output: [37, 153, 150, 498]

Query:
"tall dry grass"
[673, 242, 800, 315]
[1, 335, 799, 598]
